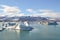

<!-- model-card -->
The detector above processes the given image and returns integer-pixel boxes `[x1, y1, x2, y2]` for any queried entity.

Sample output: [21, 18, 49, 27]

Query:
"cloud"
[0, 5, 59, 18]
[30, 9, 60, 17]
[39, 9, 52, 13]
[31, 13, 59, 17]
[1, 5, 21, 13]
[39, 13, 59, 17]
[7, 13, 25, 17]
[0, 5, 24, 17]
[39, 10, 60, 17]
[26, 9, 34, 13]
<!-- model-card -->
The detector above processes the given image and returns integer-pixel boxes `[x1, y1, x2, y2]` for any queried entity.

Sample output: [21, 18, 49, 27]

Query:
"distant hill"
[0, 16, 60, 22]
[0, 16, 48, 22]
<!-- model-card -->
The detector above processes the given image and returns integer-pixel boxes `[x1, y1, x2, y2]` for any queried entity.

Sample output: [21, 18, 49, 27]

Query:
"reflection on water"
[20, 31, 29, 40]
[0, 23, 60, 40]
[0, 30, 30, 40]
[0, 30, 20, 40]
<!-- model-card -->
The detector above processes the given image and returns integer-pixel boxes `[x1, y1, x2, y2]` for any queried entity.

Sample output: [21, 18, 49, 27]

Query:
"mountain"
[0, 16, 60, 22]
[0, 16, 48, 22]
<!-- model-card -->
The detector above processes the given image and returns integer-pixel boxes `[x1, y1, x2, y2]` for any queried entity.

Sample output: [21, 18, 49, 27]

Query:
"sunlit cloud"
[0, 5, 24, 17]
[1, 5, 21, 13]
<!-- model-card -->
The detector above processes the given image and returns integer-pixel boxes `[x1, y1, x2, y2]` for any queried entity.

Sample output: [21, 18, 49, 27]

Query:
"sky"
[0, 0, 60, 17]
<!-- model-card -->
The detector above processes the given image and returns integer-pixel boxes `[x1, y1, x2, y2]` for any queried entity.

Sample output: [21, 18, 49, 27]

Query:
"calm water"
[0, 23, 60, 40]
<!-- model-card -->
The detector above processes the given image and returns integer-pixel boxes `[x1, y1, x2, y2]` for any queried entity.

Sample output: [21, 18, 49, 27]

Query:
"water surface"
[0, 23, 60, 40]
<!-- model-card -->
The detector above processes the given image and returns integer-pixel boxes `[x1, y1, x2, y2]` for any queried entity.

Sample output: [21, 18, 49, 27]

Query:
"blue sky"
[0, 0, 60, 17]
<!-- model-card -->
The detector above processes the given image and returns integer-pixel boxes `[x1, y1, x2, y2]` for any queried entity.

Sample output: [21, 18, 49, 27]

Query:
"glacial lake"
[0, 23, 60, 40]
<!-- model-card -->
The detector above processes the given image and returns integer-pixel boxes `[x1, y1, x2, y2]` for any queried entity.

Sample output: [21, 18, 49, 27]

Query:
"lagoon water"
[0, 23, 60, 40]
